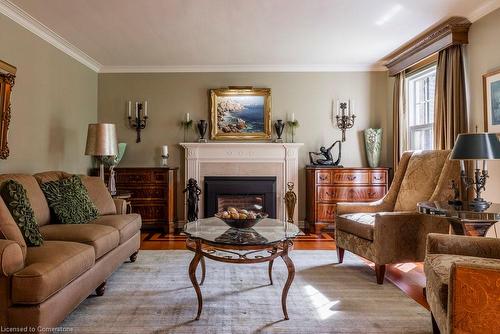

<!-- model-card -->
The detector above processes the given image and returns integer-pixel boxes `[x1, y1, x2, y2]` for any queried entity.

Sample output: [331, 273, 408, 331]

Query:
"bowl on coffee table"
[215, 208, 268, 229]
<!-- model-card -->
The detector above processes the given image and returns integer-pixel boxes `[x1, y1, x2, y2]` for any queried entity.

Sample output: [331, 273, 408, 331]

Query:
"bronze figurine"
[184, 178, 202, 222]
[309, 140, 342, 166]
[285, 182, 297, 224]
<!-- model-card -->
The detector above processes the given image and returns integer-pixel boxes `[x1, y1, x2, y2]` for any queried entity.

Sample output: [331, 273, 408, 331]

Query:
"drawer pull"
[326, 210, 334, 216]
[368, 191, 376, 197]
[325, 191, 335, 197]
[319, 175, 328, 181]
[373, 176, 383, 181]
[347, 175, 357, 181]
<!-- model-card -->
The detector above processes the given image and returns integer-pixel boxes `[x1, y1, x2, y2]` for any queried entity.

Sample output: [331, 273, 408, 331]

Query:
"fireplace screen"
[204, 176, 276, 218]
[217, 195, 264, 213]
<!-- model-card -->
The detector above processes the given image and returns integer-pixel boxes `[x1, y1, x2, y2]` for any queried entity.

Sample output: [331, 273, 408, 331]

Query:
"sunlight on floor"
[394, 263, 417, 273]
[303, 285, 339, 320]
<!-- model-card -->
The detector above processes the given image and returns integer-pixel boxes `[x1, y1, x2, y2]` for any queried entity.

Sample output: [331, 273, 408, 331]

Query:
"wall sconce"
[335, 100, 356, 142]
[127, 100, 148, 143]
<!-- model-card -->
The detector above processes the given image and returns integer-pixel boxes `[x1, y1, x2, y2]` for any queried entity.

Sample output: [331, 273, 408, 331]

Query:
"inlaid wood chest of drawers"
[95, 167, 178, 233]
[305, 166, 389, 233]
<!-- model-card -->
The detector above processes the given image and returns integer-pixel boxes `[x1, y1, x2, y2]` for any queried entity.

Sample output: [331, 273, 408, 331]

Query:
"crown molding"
[99, 63, 387, 73]
[0, 0, 101, 72]
[467, 0, 500, 22]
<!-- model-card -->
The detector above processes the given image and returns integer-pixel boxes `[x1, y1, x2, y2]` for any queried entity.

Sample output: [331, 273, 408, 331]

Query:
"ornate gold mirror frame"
[0, 60, 16, 159]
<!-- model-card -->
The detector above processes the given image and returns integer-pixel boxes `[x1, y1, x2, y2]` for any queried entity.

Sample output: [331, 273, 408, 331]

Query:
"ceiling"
[2, 0, 500, 72]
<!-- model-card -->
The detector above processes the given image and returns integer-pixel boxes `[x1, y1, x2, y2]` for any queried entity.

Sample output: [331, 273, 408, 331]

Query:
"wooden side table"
[417, 201, 500, 237]
[113, 192, 132, 214]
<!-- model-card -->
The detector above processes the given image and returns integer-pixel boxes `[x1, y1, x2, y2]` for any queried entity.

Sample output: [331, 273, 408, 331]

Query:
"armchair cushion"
[394, 150, 450, 211]
[336, 213, 375, 240]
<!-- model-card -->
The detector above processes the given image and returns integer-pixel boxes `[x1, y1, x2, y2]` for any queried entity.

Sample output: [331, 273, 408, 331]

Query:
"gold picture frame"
[483, 68, 500, 132]
[210, 87, 271, 140]
[0, 60, 16, 160]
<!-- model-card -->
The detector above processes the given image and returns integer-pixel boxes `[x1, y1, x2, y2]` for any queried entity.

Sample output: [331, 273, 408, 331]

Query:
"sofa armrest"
[426, 233, 500, 259]
[0, 240, 24, 276]
[449, 262, 500, 332]
[336, 198, 393, 215]
[113, 199, 127, 215]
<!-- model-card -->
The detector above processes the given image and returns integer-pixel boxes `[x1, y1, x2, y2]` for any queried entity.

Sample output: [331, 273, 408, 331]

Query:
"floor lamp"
[85, 123, 118, 183]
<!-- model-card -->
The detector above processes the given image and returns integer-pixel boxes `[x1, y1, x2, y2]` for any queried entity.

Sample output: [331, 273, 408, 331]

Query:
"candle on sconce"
[186, 113, 190, 122]
[127, 101, 131, 117]
[144, 101, 148, 117]
[162, 145, 168, 156]
[135, 102, 139, 118]
[291, 113, 295, 122]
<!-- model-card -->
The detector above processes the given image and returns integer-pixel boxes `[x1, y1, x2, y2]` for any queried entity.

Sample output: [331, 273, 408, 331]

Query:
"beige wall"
[0, 14, 97, 174]
[98, 72, 389, 220]
[468, 8, 500, 204]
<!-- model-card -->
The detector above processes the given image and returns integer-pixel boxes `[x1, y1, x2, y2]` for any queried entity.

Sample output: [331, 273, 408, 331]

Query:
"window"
[405, 65, 437, 150]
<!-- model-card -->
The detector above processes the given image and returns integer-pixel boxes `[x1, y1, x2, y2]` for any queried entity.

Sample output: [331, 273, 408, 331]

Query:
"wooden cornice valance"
[384, 17, 471, 76]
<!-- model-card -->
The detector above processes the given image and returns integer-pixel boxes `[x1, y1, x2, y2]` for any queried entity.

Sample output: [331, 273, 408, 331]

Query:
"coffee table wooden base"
[186, 238, 295, 320]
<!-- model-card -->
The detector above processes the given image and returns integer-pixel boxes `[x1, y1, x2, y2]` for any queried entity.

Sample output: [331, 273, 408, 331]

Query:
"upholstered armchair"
[425, 233, 500, 334]
[335, 150, 460, 284]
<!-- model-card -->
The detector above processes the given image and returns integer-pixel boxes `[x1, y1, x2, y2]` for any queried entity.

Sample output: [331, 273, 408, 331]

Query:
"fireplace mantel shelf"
[180, 142, 303, 223]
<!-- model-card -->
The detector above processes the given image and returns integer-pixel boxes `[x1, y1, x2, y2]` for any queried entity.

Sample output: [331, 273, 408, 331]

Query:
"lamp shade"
[450, 133, 500, 160]
[85, 123, 118, 156]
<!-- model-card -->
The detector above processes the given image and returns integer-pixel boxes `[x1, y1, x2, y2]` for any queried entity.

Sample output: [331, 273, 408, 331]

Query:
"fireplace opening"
[204, 176, 276, 218]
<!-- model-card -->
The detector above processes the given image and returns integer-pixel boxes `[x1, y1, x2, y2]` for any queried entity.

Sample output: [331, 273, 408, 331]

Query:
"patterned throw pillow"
[0, 180, 43, 246]
[41, 175, 99, 224]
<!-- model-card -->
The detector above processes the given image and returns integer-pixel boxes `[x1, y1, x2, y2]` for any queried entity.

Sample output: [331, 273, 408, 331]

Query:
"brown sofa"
[0, 171, 141, 332]
[425, 233, 500, 334]
[335, 150, 460, 283]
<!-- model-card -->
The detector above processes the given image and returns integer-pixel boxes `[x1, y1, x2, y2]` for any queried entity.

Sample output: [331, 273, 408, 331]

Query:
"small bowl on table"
[215, 212, 269, 229]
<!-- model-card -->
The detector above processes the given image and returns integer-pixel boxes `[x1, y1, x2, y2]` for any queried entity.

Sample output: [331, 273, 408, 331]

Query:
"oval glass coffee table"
[183, 217, 300, 320]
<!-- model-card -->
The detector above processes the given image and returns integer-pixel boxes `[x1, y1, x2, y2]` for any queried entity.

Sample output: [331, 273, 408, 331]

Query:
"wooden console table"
[305, 166, 389, 233]
[94, 167, 178, 233]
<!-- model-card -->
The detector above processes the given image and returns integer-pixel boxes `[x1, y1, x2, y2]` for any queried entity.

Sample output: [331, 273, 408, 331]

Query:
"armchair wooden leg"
[375, 264, 386, 284]
[336, 247, 345, 263]
[431, 312, 440, 334]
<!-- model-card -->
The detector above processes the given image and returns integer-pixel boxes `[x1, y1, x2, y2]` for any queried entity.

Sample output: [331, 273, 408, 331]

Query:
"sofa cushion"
[33, 171, 72, 184]
[0, 180, 43, 247]
[41, 175, 99, 225]
[39, 224, 119, 259]
[336, 213, 375, 241]
[394, 150, 450, 211]
[90, 214, 141, 244]
[81, 176, 116, 215]
[12, 241, 95, 304]
[0, 174, 51, 226]
[0, 197, 27, 259]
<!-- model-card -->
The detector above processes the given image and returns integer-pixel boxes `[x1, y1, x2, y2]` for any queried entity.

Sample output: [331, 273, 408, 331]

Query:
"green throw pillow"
[41, 175, 99, 224]
[0, 180, 43, 247]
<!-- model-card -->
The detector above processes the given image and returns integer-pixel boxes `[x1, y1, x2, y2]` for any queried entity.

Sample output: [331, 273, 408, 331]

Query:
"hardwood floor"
[140, 230, 428, 309]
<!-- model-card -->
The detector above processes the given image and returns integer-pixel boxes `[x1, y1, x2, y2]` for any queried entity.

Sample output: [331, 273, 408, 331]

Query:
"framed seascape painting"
[210, 87, 271, 140]
[483, 69, 500, 132]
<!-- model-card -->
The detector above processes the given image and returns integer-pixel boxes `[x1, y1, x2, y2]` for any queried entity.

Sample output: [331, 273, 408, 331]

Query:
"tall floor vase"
[364, 128, 382, 168]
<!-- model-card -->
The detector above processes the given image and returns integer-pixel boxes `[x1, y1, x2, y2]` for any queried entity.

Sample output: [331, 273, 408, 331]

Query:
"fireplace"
[204, 176, 277, 218]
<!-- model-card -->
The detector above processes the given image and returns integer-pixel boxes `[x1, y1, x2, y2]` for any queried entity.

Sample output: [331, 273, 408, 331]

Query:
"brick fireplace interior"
[204, 176, 277, 218]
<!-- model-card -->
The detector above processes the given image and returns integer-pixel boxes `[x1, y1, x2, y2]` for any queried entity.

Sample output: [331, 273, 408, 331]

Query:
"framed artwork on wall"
[483, 68, 500, 132]
[0, 60, 16, 160]
[210, 87, 271, 140]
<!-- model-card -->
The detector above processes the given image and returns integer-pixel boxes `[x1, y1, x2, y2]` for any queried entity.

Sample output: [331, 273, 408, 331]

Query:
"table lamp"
[85, 123, 118, 180]
[450, 133, 500, 211]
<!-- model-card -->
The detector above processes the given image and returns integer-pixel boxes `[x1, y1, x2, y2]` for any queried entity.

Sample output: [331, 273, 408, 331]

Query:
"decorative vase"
[197, 120, 208, 143]
[274, 120, 285, 142]
[364, 128, 383, 168]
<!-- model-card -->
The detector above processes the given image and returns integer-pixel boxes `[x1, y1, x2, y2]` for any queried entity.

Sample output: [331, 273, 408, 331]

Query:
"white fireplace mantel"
[180, 142, 303, 222]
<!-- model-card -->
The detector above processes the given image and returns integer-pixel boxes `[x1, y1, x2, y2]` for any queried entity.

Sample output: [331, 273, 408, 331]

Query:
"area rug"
[60, 250, 431, 333]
